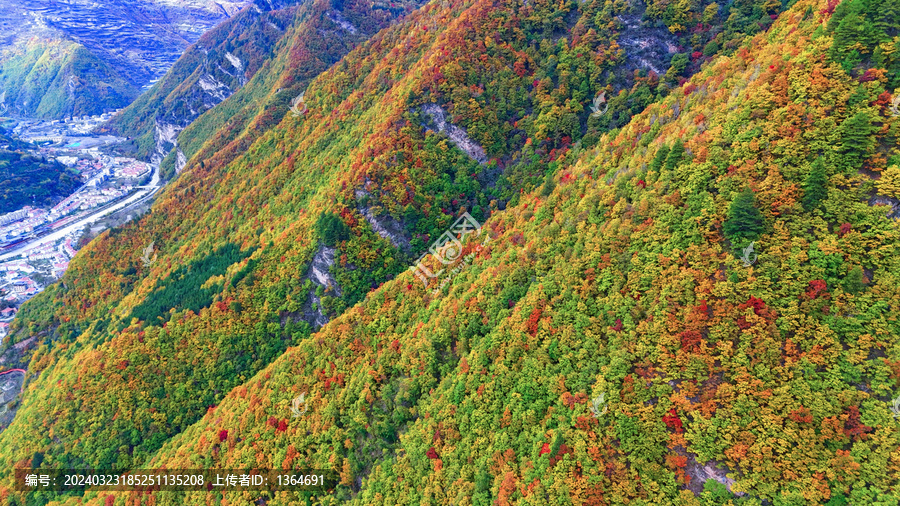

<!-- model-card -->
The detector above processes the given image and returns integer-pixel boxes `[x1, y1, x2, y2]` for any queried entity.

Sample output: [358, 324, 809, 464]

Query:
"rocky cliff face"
[102, 3, 300, 170]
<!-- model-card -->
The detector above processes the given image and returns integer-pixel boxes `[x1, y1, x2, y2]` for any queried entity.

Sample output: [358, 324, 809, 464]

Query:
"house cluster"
[0, 208, 48, 243]
[0, 184, 130, 248]
[49, 185, 131, 219]
[0, 306, 17, 338]
[0, 264, 38, 303]
[68, 157, 105, 181]
[59, 155, 150, 183]
[116, 158, 151, 179]
[22, 235, 78, 278]
[14, 111, 120, 140]
[0, 209, 29, 226]
[0, 228, 84, 326]
[0, 150, 142, 248]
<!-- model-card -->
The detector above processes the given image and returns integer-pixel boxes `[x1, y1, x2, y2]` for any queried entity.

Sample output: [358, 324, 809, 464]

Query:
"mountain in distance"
[0, 38, 139, 120]
[0, 0, 256, 119]
[0, 0, 898, 504]
[102, 0, 428, 175]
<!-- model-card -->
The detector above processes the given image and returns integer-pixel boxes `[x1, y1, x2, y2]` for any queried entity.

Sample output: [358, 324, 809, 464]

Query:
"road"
[0, 163, 163, 262]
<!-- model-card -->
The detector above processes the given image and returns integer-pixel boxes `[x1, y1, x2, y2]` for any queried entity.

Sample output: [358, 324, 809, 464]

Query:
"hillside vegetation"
[0, 0, 899, 504]
[0, 39, 137, 119]
[102, 0, 427, 178]
[0, 126, 81, 213]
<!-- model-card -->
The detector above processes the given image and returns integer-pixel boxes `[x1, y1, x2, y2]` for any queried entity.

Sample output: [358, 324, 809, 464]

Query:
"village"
[0, 114, 156, 342]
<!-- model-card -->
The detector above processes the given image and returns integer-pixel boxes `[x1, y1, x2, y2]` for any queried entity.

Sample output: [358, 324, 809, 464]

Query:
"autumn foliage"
[0, 0, 898, 505]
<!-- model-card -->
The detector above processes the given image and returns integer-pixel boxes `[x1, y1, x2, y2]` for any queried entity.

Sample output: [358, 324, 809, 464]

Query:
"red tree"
[838, 223, 852, 237]
[663, 409, 684, 433]
[679, 330, 703, 353]
[806, 280, 828, 299]
[843, 406, 872, 441]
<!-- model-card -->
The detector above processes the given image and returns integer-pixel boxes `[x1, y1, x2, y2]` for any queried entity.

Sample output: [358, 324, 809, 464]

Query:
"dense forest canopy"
[0, 0, 899, 504]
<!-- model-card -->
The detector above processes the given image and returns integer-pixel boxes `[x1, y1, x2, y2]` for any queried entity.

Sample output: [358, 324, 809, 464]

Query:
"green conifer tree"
[843, 265, 867, 294]
[317, 212, 351, 247]
[802, 159, 829, 210]
[664, 139, 685, 170]
[649, 145, 670, 173]
[541, 172, 556, 196]
[838, 111, 875, 171]
[723, 188, 764, 245]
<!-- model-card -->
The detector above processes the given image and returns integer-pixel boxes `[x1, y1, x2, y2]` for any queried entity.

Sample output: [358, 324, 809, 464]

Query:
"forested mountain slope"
[0, 0, 257, 119]
[1, 0, 899, 504]
[103, 0, 427, 177]
[0, 38, 138, 119]
[99, 4, 300, 166]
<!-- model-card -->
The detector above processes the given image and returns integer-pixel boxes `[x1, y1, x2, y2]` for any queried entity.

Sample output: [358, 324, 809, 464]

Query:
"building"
[0, 209, 28, 226]
[0, 307, 16, 321]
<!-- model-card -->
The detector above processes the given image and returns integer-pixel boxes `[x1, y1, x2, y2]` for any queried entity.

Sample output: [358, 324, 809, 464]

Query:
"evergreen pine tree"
[317, 212, 351, 247]
[664, 53, 689, 84]
[664, 139, 685, 170]
[541, 172, 556, 196]
[802, 159, 829, 210]
[723, 188, 764, 244]
[649, 145, 670, 173]
[844, 265, 867, 294]
[838, 111, 875, 170]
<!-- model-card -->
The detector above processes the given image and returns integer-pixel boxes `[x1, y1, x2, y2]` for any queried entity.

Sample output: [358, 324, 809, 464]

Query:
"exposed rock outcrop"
[870, 194, 900, 219]
[615, 12, 680, 76]
[420, 103, 488, 165]
[327, 10, 358, 34]
[303, 244, 341, 328]
[355, 186, 412, 253]
[686, 457, 744, 497]
[153, 119, 184, 167]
